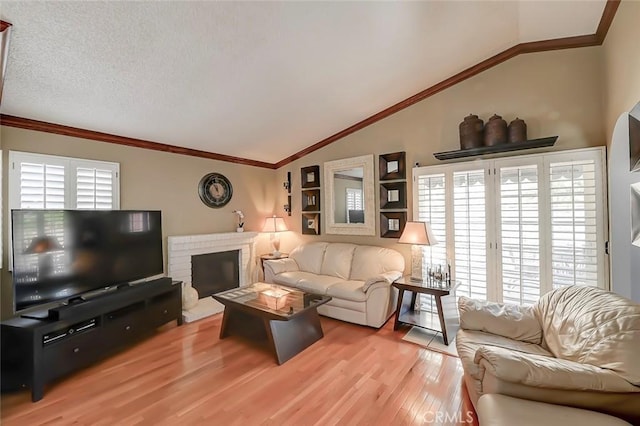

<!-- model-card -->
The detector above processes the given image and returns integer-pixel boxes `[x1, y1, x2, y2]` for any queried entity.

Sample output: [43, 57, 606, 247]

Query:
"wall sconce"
[284, 171, 291, 192]
[284, 171, 292, 216]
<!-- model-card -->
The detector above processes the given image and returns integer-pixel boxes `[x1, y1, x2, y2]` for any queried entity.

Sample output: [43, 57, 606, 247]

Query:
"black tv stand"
[68, 295, 86, 304]
[20, 310, 53, 321]
[1, 277, 182, 402]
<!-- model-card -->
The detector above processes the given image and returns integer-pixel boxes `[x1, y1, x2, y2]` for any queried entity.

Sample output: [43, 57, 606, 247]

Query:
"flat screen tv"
[11, 210, 163, 313]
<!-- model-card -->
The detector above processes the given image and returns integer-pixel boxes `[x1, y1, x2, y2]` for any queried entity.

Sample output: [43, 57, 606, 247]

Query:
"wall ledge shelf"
[434, 136, 558, 160]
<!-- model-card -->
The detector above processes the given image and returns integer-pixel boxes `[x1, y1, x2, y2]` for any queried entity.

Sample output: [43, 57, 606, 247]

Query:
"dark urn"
[508, 117, 527, 143]
[459, 114, 484, 150]
[484, 114, 508, 146]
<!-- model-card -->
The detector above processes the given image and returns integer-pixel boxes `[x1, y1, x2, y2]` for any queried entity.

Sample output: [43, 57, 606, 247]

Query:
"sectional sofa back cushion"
[320, 243, 356, 280]
[535, 286, 640, 385]
[289, 242, 329, 275]
[350, 245, 405, 281]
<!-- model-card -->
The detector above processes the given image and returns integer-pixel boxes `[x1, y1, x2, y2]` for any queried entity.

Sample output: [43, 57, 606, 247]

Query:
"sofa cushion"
[326, 280, 367, 302]
[271, 271, 318, 288]
[535, 286, 640, 385]
[457, 329, 552, 381]
[350, 245, 405, 281]
[289, 242, 328, 274]
[320, 243, 356, 280]
[296, 274, 344, 295]
[264, 258, 299, 275]
[362, 271, 403, 292]
[458, 297, 542, 344]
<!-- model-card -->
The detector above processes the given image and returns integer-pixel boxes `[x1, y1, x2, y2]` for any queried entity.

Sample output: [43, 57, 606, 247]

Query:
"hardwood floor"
[1, 314, 477, 425]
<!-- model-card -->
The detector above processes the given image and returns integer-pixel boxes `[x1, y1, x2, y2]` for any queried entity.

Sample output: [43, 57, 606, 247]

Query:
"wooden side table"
[392, 276, 460, 345]
[259, 253, 289, 275]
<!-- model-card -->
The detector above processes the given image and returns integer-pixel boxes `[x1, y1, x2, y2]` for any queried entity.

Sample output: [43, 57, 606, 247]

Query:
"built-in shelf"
[434, 136, 558, 160]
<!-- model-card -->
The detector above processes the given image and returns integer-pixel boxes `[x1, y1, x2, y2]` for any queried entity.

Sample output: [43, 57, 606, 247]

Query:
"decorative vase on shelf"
[459, 114, 484, 150]
[484, 114, 508, 146]
[508, 117, 527, 143]
[236, 227, 244, 233]
[182, 282, 199, 310]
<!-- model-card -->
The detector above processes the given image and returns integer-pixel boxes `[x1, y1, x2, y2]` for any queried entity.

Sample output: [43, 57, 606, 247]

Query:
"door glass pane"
[549, 160, 599, 288]
[454, 169, 487, 300]
[500, 165, 540, 305]
[416, 173, 447, 311]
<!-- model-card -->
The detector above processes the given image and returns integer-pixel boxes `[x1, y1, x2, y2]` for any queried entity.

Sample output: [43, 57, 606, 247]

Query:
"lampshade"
[24, 236, 62, 254]
[397, 221, 438, 246]
[262, 216, 288, 233]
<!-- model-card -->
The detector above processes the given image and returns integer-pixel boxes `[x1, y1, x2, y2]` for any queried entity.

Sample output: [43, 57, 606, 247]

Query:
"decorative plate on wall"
[198, 173, 233, 208]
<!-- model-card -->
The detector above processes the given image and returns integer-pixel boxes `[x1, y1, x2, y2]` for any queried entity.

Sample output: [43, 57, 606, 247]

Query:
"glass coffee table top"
[214, 283, 330, 318]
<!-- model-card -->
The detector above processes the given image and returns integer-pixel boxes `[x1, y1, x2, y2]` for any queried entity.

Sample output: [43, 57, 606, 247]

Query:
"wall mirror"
[324, 154, 375, 235]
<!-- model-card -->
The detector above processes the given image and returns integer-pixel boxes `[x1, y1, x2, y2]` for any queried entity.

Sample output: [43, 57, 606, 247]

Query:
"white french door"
[413, 147, 607, 304]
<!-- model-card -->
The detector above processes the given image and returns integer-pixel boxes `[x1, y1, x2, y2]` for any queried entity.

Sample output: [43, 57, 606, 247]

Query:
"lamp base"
[271, 250, 281, 257]
[410, 245, 425, 282]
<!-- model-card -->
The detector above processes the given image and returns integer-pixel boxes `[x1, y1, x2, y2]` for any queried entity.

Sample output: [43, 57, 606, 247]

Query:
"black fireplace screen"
[191, 250, 240, 297]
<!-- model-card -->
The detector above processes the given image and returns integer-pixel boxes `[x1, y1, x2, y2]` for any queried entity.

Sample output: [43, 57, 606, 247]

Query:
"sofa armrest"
[475, 345, 640, 393]
[362, 271, 402, 292]
[458, 297, 542, 344]
[263, 258, 299, 283]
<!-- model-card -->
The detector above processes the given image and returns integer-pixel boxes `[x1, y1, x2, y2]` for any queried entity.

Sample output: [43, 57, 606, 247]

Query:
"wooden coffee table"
[213, 283, 331, 364]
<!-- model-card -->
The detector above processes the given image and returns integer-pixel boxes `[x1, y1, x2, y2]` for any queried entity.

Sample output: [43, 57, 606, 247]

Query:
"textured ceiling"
[0, 1, 606, 164]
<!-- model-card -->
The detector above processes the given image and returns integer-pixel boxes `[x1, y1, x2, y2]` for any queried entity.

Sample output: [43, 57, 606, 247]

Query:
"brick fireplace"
[167, 232, 258, 322]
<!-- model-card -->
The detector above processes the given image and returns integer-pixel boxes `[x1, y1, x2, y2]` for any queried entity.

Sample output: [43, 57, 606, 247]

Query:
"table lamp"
[262, 215, 287, 256]
[24, 235, 62, 279]
[398, 221, 438, 282]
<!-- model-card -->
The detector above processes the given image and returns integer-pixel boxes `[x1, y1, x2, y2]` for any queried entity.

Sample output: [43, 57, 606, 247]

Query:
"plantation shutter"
[496, 163, 541, 305]
[453, 169, 488, 300]
[548, 156, 603, 289]
[346, 188, 363, 223]
[76, 167, 116, 209]
[416, 173, 447, 268]
[19, 162, 66, 209]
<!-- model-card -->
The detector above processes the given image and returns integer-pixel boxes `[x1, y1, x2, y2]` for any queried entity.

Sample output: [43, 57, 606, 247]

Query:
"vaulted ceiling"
[0, 1, 609, 166]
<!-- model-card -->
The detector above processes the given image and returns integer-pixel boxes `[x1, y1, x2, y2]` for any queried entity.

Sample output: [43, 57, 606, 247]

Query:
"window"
[345, 188, 363, 223]
[413, 147, 607, 304]
[8, 151, 120, 269]
[9, 151, 120, 210]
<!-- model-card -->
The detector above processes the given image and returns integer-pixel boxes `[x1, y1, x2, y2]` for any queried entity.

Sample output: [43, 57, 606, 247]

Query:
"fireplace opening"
[191, 249, 240, 297]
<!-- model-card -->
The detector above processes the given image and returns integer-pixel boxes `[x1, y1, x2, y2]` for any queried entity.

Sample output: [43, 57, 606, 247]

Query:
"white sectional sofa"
[263, 242, 405, 328]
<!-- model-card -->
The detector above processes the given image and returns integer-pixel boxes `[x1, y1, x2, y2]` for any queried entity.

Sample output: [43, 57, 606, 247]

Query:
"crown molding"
[0, 1, 620, 170]
[275, 0, 620, 168]
[0, 114, 277, 169]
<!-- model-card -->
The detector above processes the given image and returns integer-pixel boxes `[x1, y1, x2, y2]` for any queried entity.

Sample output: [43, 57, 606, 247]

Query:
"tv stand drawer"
[42, 328, 103, 381]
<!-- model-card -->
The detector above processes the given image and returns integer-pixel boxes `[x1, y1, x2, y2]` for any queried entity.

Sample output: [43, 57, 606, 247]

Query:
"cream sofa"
[456, 286, 640, 423]
[477, 394, 631, 426]
[263, 242, 405, 328]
